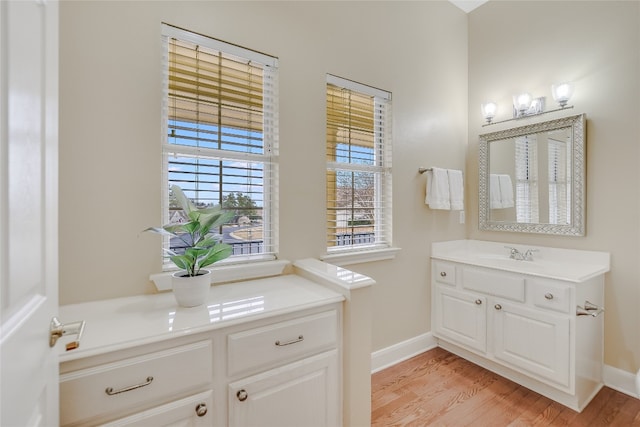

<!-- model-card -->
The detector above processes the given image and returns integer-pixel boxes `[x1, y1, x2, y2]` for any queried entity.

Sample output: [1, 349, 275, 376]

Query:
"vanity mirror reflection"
[479, 114, 585, 235]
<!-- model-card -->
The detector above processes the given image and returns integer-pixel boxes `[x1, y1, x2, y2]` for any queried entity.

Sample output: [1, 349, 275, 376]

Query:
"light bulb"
[513, 93, 532, 113]
[552, 82, 574, 108]
[481, 102, 497, 123]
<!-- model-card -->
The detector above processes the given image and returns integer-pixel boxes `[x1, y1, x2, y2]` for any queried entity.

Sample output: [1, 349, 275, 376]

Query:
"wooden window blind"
[326, 75, 392, 252]
[161, 24, 278, 264]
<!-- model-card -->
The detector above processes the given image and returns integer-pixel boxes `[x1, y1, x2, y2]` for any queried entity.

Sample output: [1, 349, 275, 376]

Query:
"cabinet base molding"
[438, 340, 602, 412]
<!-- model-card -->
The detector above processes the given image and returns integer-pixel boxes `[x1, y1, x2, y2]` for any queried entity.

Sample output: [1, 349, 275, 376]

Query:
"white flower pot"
[171, 270, 212, 307]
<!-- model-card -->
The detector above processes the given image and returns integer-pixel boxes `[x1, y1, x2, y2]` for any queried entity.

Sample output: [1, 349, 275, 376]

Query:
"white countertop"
[58, 274, 344, 362]
[432, 240, 610, 283]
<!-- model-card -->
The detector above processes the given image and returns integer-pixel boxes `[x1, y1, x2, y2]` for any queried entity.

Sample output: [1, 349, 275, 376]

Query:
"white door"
[1, 1, 60, 426]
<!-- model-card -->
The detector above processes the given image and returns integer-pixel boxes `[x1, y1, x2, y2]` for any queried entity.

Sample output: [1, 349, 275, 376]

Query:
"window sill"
[320, 247, 401, 266]
[150, 259, 290, 291]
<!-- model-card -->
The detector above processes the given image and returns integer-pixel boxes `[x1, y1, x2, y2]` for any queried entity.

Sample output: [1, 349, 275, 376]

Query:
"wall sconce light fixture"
[513, 92, 544, 118]
[482, 82, 575, 127]
[481, 101, 497, 124]
[551, 82, 574, 108]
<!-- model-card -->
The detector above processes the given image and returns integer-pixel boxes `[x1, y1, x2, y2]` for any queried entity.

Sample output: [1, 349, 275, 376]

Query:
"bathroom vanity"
[431, 240, 610, 412]
[57, 273, 348, 426]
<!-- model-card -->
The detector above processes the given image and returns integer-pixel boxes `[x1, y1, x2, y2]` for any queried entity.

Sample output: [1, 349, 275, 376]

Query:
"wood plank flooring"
[371, 347, 640, 426]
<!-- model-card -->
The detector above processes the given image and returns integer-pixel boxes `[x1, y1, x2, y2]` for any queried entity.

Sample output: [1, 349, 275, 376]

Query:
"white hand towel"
[498, 174, 514, 208]
[447, 169, 464, 211]
[490, 174, 502, 209]
[425, 167, 450, 209]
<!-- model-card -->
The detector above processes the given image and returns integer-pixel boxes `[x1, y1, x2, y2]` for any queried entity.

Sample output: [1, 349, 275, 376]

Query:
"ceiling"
[448, 0, 489, 13]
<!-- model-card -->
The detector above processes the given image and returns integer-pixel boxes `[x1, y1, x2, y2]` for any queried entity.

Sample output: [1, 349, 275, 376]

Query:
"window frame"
[160, 24, 279, 271]
[323, 74, 397, 265]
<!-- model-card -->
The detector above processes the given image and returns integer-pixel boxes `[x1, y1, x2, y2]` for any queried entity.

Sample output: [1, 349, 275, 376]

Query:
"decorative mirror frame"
[479, 113, 586, 236]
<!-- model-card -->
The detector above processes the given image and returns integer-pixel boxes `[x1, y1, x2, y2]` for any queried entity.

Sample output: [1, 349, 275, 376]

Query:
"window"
[515, 135, 539, 223]
[161, 24, 278, 267]
[548, 133, 571, 225]
[325, 75, 392, 255]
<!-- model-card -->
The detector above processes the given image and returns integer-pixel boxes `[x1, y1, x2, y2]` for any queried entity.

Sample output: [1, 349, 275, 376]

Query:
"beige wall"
[468, 1, 640, 372]
[58, 1, 468, 354]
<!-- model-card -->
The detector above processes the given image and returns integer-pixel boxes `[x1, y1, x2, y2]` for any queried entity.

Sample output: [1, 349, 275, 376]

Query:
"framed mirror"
[479, 114, 586, 236]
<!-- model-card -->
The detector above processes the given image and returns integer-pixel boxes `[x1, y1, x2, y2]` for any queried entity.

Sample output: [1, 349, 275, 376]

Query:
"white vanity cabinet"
[432, 252, 607, 412]
[225, 309, 341, 427]
[58, 275, 344, 427]
[228, 350, 339, 427]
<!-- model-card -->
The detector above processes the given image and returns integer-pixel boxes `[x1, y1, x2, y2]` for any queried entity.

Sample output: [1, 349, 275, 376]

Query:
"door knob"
[49, 317, 85, 350]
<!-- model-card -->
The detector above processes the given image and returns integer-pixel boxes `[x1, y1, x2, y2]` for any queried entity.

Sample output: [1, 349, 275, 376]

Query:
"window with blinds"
[548, 135, 571, 225]
[161, 24, 278, 265]
[515, 135, 539, 223]
[326, 75, 392, 253]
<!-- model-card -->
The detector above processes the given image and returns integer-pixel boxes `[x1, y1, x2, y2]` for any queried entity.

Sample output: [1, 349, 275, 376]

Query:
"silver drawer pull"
[440, 272, 447, 277]
[475, 299, 482, 305]
[195, 403, 208, 417]
[544, 293, 554, 300]
[237, 389, 248, 402]
[275, 335, 304, 347]
[105, 376, 154, 396]
[494, 304, 502, 310]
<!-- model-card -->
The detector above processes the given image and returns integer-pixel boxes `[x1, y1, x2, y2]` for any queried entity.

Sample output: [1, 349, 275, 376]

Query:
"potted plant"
[145, 185, 234, 307]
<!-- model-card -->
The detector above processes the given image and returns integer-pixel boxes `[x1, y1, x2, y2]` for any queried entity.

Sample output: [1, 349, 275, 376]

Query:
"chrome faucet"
[523, 248, 539, 261]
[504, 246, 538, 261]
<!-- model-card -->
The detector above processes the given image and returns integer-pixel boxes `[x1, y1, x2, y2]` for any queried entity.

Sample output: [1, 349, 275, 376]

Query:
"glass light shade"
[552, 82, 574, 107]
[481, 102, 497, 123]
[513, 93, 532, 113]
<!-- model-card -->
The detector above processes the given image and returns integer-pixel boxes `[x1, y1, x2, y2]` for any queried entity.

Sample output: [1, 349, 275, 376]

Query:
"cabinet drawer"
[228, 310, 338, 377]
[60, 341, 212, 426]
[434, 262, 456, 285]
[462, 267, 525, 302]
[531, 280, 571, 313]
[102, 390, 213, 427]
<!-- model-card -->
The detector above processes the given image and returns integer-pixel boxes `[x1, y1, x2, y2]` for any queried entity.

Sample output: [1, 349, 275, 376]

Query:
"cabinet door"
[434, 286, 487, 353]
[102, 390, 213, 427]
[492, 301, 570, 388]
[228, 350, 340, 427]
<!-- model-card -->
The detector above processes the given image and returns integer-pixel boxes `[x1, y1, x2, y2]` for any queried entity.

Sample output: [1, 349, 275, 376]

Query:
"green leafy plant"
[145, 185, 234, 277]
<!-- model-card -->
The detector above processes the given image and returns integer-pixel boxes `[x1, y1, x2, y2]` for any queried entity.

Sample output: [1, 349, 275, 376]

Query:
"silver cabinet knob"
[494, 304, 502, 310]
[544, 293, 554, 300]
[440, 271, 447, 277]
[237, 389, 248, 402]
[195, 403, 207, 417]
[475, 299, 482, 305]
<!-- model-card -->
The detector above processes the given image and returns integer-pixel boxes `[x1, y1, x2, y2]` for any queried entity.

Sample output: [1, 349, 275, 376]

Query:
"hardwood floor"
[371, 347, 640, 426]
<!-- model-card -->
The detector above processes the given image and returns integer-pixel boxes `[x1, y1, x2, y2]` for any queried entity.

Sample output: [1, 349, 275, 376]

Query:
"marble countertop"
[432, 240, 610, 283]
[58, 274, 344, 362]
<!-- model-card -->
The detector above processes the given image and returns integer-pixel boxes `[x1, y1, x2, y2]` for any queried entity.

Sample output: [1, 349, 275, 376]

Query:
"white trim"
[326, 74, 391, 100]
[603, 364, 640, 399]
[150, 259, 289, 291]
[370, 334, 640, 402]
[370, 333, 437, 373]
[322, 246, 401, 266]
[161, 23, 278, 67]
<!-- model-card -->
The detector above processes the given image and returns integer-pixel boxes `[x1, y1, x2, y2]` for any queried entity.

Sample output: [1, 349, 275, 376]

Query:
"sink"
[432, 240, 610, 282]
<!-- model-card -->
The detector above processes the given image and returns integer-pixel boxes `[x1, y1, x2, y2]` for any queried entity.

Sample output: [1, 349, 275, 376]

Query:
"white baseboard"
[370, 332, 437, 373]
[603, 364, 640, 399]
[371, 333, 640, 401]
